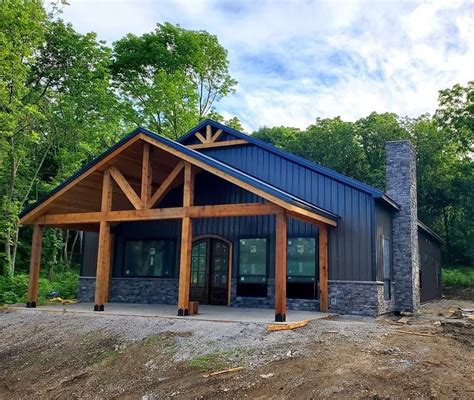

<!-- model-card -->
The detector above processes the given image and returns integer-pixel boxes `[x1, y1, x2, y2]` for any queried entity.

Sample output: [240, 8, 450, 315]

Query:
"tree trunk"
[10, 222, 20, 275]
[68, 231, 80, 265]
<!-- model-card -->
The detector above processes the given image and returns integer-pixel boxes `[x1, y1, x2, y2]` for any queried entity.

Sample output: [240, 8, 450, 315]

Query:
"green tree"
[111, 23, 236, 139]
[436, 81, 474, 152]
[355, 112, 409, 189]
[0, 0, 47, 275]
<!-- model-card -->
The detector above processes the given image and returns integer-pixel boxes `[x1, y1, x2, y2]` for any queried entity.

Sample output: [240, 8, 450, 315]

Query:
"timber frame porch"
[19, 125, 338, 321]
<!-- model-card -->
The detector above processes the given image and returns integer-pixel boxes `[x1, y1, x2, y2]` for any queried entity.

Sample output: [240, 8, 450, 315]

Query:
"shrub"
[442, 267, 474, 288]
[0, 270, 79, 305]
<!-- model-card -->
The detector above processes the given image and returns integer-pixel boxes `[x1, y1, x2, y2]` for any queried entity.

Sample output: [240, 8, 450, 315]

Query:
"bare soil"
[1, 299, 473, 399]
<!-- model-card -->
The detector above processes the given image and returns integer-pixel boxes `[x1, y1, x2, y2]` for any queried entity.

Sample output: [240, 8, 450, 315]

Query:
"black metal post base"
[177, 308, 189, 316]
[93, 304, 105, 311]
[275, 313, 286, 322]
[26, 301, 36, 308]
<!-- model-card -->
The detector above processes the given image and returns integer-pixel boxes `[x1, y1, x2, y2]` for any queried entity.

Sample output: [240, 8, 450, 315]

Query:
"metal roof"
[178, 119, 400, 211]
[19, 126, 340, 224]
[418, 221, 445, 245]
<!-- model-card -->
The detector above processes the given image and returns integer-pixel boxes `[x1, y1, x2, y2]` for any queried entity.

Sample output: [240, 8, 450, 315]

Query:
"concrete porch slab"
[11, 302, 330, 324]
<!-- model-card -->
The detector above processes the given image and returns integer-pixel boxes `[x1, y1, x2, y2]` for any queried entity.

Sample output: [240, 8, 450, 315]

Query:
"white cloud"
[60, 0, 474, 131]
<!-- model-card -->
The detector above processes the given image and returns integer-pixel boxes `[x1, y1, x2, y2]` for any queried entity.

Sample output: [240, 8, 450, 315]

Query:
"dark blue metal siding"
[200, 145, 375, 281]
[108, 171, 318, 280]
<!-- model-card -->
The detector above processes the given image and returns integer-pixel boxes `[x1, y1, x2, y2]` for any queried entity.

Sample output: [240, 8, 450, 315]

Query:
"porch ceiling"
[19, 127, 339, 228]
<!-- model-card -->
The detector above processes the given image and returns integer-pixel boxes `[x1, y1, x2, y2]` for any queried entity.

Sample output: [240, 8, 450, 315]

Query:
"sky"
[60, 0, 474, 132]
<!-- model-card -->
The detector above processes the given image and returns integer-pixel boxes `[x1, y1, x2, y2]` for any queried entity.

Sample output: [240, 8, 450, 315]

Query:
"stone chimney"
[385, 140, 420, 313]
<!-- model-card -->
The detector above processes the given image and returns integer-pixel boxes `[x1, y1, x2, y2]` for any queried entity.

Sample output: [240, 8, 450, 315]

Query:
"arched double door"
[190, 237, 230, 305]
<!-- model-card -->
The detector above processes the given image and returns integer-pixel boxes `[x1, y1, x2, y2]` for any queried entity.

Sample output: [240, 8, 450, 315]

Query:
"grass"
[186, 351, 231, 372]
[442, 266, 474, 288]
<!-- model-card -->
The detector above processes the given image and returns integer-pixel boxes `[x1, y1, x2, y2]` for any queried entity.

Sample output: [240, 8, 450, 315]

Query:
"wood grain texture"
[140, 134, 337, 227]
[148, 161, 184, 208]
[187, 139, 249, 150]
[210, 128, 223, 143]
[319, 224, 329, 312]
[195, 131, 207, 144]
[94, 171, 113, 308]
[108, 166, 144, 210]
[27, 224, 43, 305]
[37, 203, 283, 225]
[19, 135, 142, 224]
[274, 212, 287, 321]
[140, 142, 152, 204]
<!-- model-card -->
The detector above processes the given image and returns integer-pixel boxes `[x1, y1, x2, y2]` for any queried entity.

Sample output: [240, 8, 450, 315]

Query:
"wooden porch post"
[26, 224, 43, 308]
[319, 224, 329, 312]
[177, 162, 194, 316]
[275, 211, 287, 322]
[141, 142, 152, 206]
[94, 170, 113, 311]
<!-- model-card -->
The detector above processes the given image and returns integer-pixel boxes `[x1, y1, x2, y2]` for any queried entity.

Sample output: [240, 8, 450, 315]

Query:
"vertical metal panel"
[419, 229, 442, 302]
[375, 203, 393, 281]
[201, 145, 375, 281]
[81, 232, 98, 276]
[82, 143, 377, 282]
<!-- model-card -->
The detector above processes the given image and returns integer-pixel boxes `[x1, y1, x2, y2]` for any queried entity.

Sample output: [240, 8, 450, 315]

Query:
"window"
[191, 241, 208, 287]
[124, 240, 175, 277]
[382, 237, 391, 300]
[287, 237, 317, 299]
[237, 238, 267, 297]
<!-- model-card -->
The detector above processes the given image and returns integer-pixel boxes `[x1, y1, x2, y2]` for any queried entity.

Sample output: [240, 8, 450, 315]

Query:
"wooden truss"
[186, 124, 248, 150]
[21, 134, 333, 319]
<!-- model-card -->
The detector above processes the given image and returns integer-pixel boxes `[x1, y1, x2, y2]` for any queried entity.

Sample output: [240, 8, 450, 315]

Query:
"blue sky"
[61, 0, 474, 132]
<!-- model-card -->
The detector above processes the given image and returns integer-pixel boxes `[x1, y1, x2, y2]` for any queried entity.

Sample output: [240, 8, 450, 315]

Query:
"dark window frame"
[381, 235, 391, 300]
[286, 235, 319, 300]
[122, 238, 176, 278]
[237, 236, 270, 298]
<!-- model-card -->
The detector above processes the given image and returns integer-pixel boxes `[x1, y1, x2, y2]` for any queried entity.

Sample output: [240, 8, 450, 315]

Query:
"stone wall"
[328, 280, 379, 316]
[78, 277, 396, 316]
[77, 277, 178, 305]
[79, 277, 320, 312]
[386, 140, 420, 313]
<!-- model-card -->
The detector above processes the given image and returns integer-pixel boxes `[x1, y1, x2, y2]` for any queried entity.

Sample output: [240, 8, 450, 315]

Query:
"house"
[19, 120, 444, 319]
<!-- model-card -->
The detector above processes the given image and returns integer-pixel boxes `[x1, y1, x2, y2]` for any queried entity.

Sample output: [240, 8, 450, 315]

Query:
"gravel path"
[0, 309, 388, 367]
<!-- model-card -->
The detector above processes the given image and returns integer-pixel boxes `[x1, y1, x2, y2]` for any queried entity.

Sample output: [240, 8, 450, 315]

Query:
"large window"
[124, 240, 175, 277]
[287, 237, 317, 299]
[382, 237, 391, 300]
[237, 238, 267, 297]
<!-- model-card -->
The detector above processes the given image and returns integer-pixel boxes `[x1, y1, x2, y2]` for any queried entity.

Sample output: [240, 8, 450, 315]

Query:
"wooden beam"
[94, 221, 111, 311]
[206, 124, 212, 142]
[210, 129, 223, 143]
[177, 162, 194, 316]
[108, 166, 144, 210]
[195, 131, 207, 144]
[94, 171, 113, 311]
[141, 142, 152, 204]
[19, 135, 142, 224]
[177, 216, 192, 316]
[139, 134, 337, 227]
[187, 202, 281, 218]
[275, 212, 287, 322]
[37, 208, 183, 224]
[319, 224, 329, 312]
[187, 139, 249, 150]
[148, 161, 184, 208]
[26, 224, 43, 308]
[183, 162, 194, 208]
[36, 203, 282, 225]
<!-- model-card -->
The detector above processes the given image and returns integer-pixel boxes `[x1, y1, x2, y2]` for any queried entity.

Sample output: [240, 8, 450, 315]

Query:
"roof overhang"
[418, 221, 445, 245]
[20, 127, 339, 228]
[178, 119, 401, 211]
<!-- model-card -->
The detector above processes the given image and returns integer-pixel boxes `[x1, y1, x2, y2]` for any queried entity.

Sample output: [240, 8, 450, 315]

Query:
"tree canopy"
[0, 0, 472, 280]
[253, 88, 473, 266]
